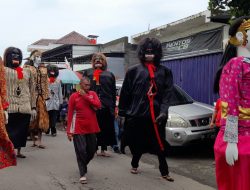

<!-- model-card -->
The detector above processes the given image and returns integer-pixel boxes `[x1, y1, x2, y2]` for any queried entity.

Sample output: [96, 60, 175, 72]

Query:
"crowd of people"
[1, 16, 250, 189]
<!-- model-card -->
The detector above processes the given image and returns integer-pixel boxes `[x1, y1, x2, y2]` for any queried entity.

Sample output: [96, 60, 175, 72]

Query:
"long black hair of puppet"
[213, 16, 250, 93]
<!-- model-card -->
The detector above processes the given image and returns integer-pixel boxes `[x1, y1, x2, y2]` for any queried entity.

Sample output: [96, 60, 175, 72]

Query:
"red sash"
[145, 63, 164, 151]
[49, 77, 56, 83]
[93, 69, 103, 85]
[14, 67, 23, 80]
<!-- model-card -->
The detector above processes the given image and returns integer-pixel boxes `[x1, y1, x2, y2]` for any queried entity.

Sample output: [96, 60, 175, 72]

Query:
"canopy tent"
[58, 68, 80, 84]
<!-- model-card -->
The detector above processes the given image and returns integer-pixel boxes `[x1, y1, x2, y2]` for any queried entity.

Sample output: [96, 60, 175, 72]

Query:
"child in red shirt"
[66, 77, 101, 184]
[210, 98, 222, 134]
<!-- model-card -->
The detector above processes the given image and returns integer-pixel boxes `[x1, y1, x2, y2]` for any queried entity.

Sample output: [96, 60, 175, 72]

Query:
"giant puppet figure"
[4, 47, 36, 158]
[118, 38, 174, 181]
[46, 65, 63, 136]
[0, 56, 16, 169]
[24, 50, 49, 148]
[83, 53, 116, 156]
[214, 16, 250, 190]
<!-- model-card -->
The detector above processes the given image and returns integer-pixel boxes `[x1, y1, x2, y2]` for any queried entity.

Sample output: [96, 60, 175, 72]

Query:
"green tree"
[208, 0, 250, 19]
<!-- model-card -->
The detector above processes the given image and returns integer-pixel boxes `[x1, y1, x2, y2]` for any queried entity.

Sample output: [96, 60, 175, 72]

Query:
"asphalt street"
[0, 129, 216, 190]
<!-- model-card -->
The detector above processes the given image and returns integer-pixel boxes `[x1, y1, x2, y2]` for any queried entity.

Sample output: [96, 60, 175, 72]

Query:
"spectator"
[210, 98, 222, 135]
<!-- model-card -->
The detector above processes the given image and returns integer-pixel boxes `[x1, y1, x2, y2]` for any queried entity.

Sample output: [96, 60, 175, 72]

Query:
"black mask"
[145, 42, 154, 54]
[5, 47, 22, 68]
[47, 65, 59, 78]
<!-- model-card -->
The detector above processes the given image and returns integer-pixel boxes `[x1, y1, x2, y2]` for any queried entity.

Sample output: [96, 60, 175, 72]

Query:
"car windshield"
[169, 85, 193, 106]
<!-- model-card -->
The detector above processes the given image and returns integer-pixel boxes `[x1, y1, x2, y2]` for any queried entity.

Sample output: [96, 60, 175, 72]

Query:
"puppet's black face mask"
[144, 43, 155, 62]
[47, 66, 59, 78]
[6, 48, 22, 68]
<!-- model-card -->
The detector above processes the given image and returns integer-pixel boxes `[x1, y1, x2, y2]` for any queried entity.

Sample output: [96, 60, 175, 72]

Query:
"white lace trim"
[224, 115, 238, 143]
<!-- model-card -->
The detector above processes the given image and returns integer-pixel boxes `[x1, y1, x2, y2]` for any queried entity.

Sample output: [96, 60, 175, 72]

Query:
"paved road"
[138, 140, 216, 188]
[0, 130, 216, 190]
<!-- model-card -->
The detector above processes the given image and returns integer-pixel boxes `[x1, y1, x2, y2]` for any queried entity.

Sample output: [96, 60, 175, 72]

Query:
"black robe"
[118, 64, 173, 154]
[83, 69, 117, 146]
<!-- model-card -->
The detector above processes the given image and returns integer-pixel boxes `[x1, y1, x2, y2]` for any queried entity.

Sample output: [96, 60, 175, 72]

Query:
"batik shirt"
[25, 65, 49, 101]
[5, 67, 36, 114]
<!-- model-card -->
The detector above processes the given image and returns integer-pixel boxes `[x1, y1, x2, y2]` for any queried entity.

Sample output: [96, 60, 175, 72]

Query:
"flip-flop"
[96, 152, 110, 157]
[162, 175, 174, 182]
[17, 154, 26, 158]
[101, 153, 111, 157]
[79, 176, 87, 184]
[130, 168, 138, 174]
[38, 145, 46, 149]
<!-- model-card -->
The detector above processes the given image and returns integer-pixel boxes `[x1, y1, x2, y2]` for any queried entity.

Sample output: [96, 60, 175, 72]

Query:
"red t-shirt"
[67, 91, 101, 135]
[215, 98, 222, 127]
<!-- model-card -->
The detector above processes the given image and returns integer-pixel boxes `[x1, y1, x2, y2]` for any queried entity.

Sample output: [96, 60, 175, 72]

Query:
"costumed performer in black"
[118, 37, 174, 181]
[83, 53, 116, 157]
[4, 47, 36, 158]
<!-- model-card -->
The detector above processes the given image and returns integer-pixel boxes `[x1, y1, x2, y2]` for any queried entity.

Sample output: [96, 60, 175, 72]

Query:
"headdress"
[229, 19, 250, 46]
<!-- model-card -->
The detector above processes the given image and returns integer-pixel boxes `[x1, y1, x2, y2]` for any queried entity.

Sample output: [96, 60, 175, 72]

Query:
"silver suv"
[166, 85, 215, 146]
[116, 81, 216, 146]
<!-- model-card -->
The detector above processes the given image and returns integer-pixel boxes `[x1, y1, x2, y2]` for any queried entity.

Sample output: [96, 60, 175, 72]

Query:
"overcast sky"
[0, 0, 208, 58]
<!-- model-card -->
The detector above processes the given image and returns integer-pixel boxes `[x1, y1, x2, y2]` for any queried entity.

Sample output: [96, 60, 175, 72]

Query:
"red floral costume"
[0, 58, 16, 169]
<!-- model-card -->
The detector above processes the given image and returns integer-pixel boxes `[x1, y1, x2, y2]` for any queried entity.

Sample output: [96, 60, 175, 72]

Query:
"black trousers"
[47, 110, 58, 135]
[124, 117, 169, 176]
[73, 134, 97, 177]
[131, 151, 169, 176]
[6, 113, 31, 149]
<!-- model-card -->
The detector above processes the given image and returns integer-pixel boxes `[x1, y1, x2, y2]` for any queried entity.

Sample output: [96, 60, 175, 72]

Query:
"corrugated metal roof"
[132, 10, 211, 40]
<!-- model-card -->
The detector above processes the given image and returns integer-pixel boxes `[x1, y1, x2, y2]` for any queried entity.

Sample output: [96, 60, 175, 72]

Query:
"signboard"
[162, 28, 223, 57]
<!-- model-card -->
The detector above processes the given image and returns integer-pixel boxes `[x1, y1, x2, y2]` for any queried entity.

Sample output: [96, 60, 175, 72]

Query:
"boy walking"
[66, 77, 101, 184]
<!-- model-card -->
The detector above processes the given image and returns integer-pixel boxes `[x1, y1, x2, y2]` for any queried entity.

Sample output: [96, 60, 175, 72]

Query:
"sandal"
[162, 175, 174, 182]
[101, 152, 110, 157]
[31, 144, 37, 147]
[79, 176, 87, 184]
[96, 152, 103, 156]
[97, 152, 110, 157]
[16, 154, 26, 158]
[130, 168, 138, 174]
[38, 145, 46, 149]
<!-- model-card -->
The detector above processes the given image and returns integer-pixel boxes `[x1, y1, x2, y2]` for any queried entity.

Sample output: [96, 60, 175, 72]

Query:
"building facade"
[131, 10, 229, 105]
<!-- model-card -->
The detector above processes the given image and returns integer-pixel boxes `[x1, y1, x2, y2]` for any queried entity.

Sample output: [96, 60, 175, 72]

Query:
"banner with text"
[162, 28, 223, 57]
